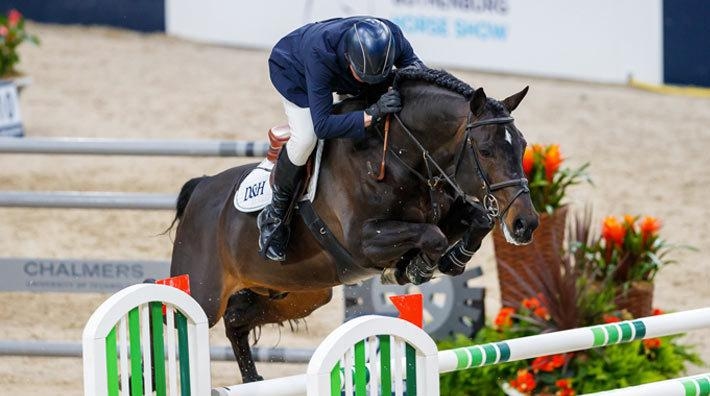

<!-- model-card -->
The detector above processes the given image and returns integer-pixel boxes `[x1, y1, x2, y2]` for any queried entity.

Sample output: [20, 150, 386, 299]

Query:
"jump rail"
[215, 307, 710, 396]
[582, 372, 710, 395]
[0, 340, 314, 363]
[0, 191, 177, 210]
[0, 137, 269, 157]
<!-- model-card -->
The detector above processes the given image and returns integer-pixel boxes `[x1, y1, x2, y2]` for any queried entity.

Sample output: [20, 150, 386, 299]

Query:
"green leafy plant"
[573, 334, 703, 394]
[438, 306, 703, 396]
[523, 143, 591, 214]
[439, 211, 703, 395]
[0, 9, 39, 77]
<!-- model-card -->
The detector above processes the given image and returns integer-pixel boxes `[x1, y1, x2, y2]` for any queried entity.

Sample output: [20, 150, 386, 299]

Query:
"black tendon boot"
[438, 238, 481, 276]
[257, 150, 305, 261]
[404, 253, 438, 285]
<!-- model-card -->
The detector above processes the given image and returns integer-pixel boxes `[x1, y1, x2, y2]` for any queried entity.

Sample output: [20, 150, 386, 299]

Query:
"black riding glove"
[365, 90, 402, 121]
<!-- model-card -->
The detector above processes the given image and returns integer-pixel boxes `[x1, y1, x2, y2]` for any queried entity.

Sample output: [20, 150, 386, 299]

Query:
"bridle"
[380, 111, 529, 223]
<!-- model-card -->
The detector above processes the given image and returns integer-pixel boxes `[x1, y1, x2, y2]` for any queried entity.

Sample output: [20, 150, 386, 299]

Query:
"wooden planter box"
[493, 206, 568, 307]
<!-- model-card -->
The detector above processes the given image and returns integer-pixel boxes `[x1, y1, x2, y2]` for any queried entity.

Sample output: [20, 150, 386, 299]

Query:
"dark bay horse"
[169, 68, 538, 382]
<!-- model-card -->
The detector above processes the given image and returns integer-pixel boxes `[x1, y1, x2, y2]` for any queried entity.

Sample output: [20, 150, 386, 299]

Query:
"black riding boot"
[257, 151, 304, 261]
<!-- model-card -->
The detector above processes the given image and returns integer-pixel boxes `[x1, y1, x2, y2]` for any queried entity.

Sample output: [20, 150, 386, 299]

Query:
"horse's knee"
[418, 226, 448, 257]
[223, 290, 263, 330]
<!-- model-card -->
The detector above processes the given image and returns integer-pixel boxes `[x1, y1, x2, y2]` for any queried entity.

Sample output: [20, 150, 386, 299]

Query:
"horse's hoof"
[380, 268, 398, 284]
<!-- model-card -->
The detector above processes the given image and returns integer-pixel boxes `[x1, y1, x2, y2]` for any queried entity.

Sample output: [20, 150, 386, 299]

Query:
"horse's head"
[460, 86, 538, 244]
[391, 68, 537, 244]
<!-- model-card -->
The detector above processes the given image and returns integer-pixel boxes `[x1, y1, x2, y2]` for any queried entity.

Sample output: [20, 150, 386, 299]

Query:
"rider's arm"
[306, 55, 367, 139]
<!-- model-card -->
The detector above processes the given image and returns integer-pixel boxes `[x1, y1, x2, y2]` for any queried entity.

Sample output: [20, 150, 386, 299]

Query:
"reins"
[374, 110, 529, 223]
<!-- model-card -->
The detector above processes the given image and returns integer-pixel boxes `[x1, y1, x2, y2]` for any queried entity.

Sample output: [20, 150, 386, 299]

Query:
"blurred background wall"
[0, 0, 706, 87]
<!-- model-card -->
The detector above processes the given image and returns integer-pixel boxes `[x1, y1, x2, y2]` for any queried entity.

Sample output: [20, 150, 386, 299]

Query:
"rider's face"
[349, 64, 364, 83]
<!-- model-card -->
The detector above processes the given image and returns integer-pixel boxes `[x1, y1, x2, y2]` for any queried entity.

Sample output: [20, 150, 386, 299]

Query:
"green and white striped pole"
[438, 308, 710, 373]
[216, 308, 710, 395]
[582, 372, 710, 395]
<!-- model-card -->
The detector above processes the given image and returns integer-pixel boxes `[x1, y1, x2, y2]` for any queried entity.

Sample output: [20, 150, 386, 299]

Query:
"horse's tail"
[163, 176, 207, 234]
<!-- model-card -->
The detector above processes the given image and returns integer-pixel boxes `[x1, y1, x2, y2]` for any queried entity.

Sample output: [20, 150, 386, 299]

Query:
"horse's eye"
[479, 147, 494, 158]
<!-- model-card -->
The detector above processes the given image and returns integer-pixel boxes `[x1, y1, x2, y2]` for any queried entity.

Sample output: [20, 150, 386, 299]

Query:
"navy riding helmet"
[344, 18, 396, 84]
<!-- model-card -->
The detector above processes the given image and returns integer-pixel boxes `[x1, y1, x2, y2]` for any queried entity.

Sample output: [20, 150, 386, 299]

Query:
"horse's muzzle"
[512, 214, 539, 244]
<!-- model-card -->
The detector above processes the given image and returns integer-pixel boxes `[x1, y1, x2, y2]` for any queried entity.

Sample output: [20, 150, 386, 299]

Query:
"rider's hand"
[366, 90, 402, 121]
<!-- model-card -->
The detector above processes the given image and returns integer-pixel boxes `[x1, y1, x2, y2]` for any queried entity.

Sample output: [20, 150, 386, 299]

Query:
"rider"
[259, 17, 424, 261]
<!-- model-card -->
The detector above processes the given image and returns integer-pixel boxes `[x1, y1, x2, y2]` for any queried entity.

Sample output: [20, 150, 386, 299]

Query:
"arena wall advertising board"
[166, 0, 663, 84]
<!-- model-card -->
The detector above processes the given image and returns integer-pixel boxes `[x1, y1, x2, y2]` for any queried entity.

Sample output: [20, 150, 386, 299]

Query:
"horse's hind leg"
[222, 288, 333, 383]
[223, 290, 264, 382]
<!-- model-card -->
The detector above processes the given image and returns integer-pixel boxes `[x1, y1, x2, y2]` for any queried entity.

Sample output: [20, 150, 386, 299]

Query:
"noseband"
[384, 112, 529, 223]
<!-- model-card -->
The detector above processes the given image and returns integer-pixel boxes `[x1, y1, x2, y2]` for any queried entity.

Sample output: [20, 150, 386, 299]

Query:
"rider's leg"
[257, 96, 317, 261]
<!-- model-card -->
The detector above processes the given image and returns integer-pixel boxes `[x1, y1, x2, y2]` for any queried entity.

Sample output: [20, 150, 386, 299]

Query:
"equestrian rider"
[259, 17, 424, 261]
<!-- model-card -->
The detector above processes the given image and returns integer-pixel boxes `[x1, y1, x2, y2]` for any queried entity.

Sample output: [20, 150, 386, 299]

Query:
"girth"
[297, 200, 379, 285]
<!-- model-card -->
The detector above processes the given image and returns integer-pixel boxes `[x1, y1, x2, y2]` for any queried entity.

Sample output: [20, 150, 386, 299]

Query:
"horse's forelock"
[485, 98, 510, 118]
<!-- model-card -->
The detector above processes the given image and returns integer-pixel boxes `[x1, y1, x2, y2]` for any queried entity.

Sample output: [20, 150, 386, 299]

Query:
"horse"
[169, 67, 538, 383]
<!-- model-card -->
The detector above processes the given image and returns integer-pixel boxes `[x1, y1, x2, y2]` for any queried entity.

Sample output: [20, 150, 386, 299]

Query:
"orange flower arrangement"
[495, 307, 516, 328]
[555, 379, 576, 396]
[509, 369, 537, 393]
[602, 314, 621, 324]
[643, 338, 662, 350]
[592, 214, 684, 282]
[522, 296, 550, 320]
[531, 353, 571, 372]
[0, 9, 39, 77]
[441, 299, 702, 396]
[522, 143, 590, 214]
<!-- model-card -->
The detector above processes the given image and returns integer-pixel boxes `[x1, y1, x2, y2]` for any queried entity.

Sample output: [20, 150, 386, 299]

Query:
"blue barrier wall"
[663, 0, 710, 87]
[0, 0, 164, 32]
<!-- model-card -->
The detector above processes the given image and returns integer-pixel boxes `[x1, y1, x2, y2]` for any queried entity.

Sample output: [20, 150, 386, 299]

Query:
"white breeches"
[281, 95, 317, 166]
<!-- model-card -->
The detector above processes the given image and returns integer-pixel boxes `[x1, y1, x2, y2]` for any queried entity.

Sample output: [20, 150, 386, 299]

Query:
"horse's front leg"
[438, 211, 494, 276]
[360, 219, 448, 263]
[360, 219, 449, 285]
[401, 214, 492, 284]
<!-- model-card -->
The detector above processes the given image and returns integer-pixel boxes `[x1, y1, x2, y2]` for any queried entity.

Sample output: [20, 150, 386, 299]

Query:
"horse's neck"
[316, 91, 466, 218]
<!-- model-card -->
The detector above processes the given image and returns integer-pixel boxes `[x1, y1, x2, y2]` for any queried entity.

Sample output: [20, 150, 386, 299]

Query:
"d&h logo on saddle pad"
[234, 140, 324, 213]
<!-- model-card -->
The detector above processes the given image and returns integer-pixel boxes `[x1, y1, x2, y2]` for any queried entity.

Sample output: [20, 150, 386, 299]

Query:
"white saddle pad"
[234, 140, 324, 213]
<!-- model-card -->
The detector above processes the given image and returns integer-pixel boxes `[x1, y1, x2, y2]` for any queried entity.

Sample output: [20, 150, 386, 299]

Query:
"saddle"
[234, 125, 379, 285]
[233, 125, 323, 213]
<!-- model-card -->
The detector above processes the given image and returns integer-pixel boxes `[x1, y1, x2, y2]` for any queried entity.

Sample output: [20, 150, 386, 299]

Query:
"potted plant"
[0, 9, 39, 91]
[587, 214, 687, 318]
[440, 214, 702, 395]
[438, 303, 702, 396]
[494, 143, 590, 306]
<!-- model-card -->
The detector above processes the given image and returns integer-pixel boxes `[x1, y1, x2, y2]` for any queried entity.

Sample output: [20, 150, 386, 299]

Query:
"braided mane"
[394, 67, 475, 99]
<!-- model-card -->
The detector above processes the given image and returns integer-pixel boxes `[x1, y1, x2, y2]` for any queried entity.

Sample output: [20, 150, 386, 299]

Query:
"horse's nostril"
[514, 218, 526, 235]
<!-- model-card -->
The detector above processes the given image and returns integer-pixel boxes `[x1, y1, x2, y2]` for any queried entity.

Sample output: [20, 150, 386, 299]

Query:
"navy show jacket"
[268, 17, 421, 140]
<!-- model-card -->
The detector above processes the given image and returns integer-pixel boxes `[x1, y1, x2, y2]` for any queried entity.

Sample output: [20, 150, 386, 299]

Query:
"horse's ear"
[470, 87, 487, 116]
[502, 86, 529, 113]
